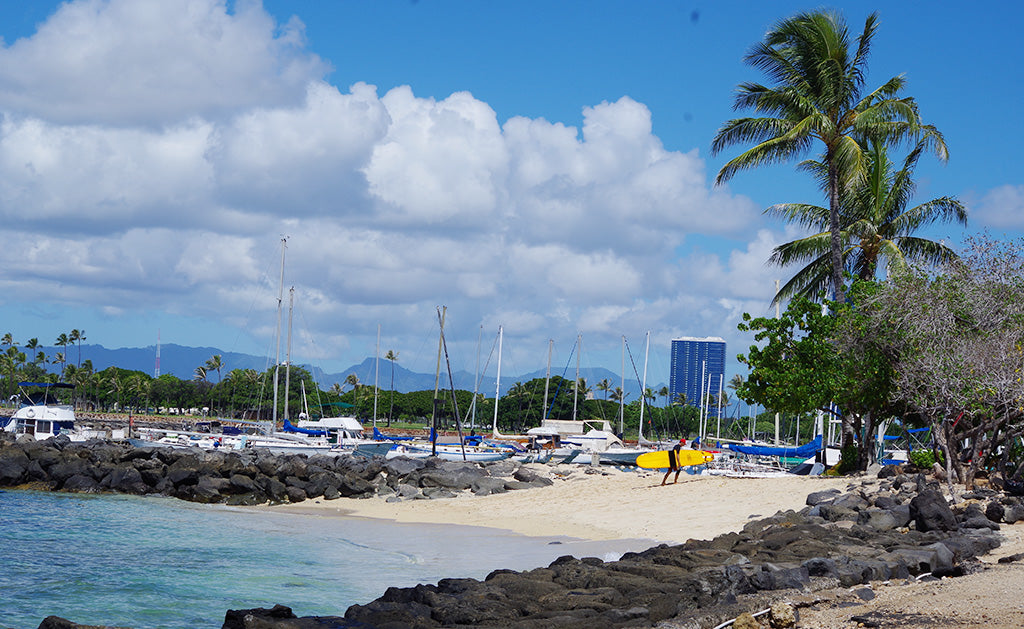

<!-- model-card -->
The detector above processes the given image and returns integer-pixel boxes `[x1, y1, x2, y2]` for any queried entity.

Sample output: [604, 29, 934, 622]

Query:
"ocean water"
[0, 490, 652, 628]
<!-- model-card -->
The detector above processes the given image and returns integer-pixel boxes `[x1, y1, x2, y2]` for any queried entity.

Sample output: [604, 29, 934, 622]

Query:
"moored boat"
[2, 382, 86, 442]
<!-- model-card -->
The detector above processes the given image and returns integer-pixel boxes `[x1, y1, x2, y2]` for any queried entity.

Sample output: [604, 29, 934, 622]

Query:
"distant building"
[669, 336, 726, 414]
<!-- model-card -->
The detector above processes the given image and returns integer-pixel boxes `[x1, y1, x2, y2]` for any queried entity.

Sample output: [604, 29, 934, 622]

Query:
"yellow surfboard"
[636, 448, 714, 470]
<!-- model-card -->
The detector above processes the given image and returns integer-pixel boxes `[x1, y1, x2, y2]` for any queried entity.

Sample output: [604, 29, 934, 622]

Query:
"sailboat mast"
[619, 335, 625, 436]
[541, 339, 553, 422]
[431, 306, 446, 456]
[572, 333, 581, 421]
[374, 324, 380, 428]
[492, 325, 503, 438]
[272, 237, 287, 427]
[639, 331, 649, 442]
[284, 287, 294, 422]
[471, 325, 482, 430]
[717, 377, 723, 440]
[699, 360, 706, 442]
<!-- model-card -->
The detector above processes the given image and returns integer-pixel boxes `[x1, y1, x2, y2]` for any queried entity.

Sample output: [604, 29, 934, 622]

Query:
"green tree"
[842, 235, 1024, 488]
[737, 289, 894, 469]
[70, 329, 86, 368]
[767, 139, 967, 302]
[713, 9, 946, 304]
[385, 349, 399, 427]
[55, 333, 70, 378]
[596, 378, 611, 401]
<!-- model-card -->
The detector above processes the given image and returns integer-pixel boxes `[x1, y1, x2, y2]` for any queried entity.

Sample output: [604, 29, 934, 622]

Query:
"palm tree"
[53, 352, 66, 380]
[766, 139, 967, 301]
[204, 355, 224, 383]
[712, 9, 946, 304]
[0, 351, 18, 400]
[575, 377, 591, 399]
[644, 387, 656, 406]
[70, 329, 85, 368]
[596, 378, 611, 401]
[658, 386, 670, 409]
[55, 333, 69, 378]
[506, 382, 527, 399]
[385, 350, 399, 427]
[344, 373, 360, 392]
[204, 355, 224, 415]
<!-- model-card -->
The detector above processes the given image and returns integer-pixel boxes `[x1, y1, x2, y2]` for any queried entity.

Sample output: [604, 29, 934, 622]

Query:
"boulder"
[910, 489, 957, 532]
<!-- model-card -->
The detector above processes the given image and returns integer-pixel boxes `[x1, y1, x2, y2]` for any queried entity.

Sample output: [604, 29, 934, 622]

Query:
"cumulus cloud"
[0, 0, 328, 125]
[0, 0, 776, 379]
[972, 184, 1024, 229]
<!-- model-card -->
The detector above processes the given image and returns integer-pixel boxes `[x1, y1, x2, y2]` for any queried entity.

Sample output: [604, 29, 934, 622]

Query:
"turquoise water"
[0, 490, 650, 628]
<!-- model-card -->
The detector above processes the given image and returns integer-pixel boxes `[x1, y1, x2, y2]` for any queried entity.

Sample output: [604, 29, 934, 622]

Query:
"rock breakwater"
[0, 433, 553, 504]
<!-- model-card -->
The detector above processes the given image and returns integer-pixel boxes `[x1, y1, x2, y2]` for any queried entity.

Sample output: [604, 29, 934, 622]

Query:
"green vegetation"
[736, 235, 1024, 486]
[712, 9, 947, 305]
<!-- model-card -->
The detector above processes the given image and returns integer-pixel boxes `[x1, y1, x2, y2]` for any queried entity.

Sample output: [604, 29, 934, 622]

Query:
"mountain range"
[36, 343, 666, 401]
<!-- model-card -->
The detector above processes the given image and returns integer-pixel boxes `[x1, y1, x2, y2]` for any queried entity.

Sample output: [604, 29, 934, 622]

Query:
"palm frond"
[765, 203, 829, 229]
[768, 232, 833, 266]
[714, 126, 814, 183]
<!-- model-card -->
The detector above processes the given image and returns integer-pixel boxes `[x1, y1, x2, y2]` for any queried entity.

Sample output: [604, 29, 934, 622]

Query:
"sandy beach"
[273, 465, 1024, 628]
[278, 466, 851, 544]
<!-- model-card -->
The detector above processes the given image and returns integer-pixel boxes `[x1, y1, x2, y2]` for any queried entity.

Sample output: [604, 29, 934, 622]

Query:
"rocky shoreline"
[0, 433, 554, 505]
[4, 433, 1023, 628]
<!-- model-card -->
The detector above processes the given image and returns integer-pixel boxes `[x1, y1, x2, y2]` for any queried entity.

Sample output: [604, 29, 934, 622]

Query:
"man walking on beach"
[662, 440, 686, 485]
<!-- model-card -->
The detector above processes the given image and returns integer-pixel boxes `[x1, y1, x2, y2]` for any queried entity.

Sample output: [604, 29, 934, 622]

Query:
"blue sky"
[0, 0, 1020, 389]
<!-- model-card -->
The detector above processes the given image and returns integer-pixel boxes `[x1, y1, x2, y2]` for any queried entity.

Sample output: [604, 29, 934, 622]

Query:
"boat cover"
[282, 419, 326, 436]
[727, 434, 823, 458]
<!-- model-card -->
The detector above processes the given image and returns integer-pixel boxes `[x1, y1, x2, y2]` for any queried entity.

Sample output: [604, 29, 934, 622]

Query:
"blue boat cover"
[727, 435, 823, 458]
[282, 419, 327, 436]
[18, 382, 74, 389]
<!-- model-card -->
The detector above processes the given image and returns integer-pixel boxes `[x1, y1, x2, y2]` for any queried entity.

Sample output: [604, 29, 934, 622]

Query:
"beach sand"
[279, 466, 851, 544]
[274, 466, 1024, 627]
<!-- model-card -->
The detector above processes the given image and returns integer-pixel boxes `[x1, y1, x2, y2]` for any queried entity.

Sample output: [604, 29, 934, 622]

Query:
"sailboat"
[244, 238, 387, 457]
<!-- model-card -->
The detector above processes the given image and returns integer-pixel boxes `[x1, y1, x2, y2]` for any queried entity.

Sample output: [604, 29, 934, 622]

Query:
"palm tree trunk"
[828, 157, 846, 305]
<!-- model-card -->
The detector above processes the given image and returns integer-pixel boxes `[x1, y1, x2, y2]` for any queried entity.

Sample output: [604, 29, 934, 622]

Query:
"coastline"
[266, 466, 1024, 628]
[268, 466, 852, 544]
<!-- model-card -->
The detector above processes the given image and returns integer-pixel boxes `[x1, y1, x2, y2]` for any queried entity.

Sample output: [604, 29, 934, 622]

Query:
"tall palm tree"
[658, 386, 670, 408]
[55, 333, 70, 378]
[385, 349, 399, 427]
[53, 352, 66, 380]
[596, 378, 611, 401]
[205, 355, 224, 415]
[712, 9, 946, 304]
[70, 329, 85, 368]
[204, 355, 224, 383]
[344, 373, 360, 392]
[766, 140, 967, 302]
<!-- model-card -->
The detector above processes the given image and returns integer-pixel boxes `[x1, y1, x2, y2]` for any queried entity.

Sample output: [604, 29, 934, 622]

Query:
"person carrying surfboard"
[662, 440, 687, 485]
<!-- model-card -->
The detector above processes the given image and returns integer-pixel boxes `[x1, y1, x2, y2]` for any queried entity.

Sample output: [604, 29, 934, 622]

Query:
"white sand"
[275, 467, 851, 544]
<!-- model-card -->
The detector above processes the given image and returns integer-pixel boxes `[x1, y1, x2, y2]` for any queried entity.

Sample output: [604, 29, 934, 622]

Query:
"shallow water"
[0, 490, 652, 628]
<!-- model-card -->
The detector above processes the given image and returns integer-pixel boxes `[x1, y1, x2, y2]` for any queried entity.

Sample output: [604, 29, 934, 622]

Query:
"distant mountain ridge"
[35, 343, 664, 400]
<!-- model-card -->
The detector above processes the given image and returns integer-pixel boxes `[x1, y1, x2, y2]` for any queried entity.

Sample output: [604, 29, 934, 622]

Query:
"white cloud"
[0, 0, 327, 125]
[972, 184, 1024, 229]
[0, 0, 779, 382]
